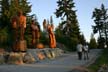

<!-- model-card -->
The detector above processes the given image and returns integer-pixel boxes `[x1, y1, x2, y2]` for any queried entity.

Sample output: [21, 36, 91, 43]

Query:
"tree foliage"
[0, 0, 31, 28]
[55, 0, 80, 36]
[80, 34, 86, 45]
[89, 34, 97, 49]
[55, 0, 82, 51]
[92, 4, 108, 47]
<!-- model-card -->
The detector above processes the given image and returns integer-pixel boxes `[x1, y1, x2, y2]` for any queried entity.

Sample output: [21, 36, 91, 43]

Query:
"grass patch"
[88, 48, 108, 72]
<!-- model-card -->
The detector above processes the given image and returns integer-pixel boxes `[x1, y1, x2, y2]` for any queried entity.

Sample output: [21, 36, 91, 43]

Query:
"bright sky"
[28, 0, 107, 42]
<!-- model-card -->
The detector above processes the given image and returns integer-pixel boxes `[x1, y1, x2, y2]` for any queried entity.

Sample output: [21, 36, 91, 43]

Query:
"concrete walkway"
[0, 49, 102, 72]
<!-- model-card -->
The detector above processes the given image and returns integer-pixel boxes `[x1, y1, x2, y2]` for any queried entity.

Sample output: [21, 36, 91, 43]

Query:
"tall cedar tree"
[92, 4, 108, 47]
[55, 0, 80, 37]
[55, 0, 81, 51]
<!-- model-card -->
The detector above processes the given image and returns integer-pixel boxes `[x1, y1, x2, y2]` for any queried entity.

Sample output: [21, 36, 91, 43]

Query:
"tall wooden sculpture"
[11, 10, 27, 52]
[31, 20, 40, 48]
[43, 19, 56, 48]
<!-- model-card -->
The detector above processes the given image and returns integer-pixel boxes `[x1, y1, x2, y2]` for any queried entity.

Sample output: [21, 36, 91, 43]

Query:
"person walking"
[77, 42, 83, 60]
[83, 44, 89, 60]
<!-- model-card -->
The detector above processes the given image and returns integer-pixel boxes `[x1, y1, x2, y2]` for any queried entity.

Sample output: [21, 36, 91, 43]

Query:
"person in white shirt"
[77, 43, 83, 60]
[83, 44, 89, 60]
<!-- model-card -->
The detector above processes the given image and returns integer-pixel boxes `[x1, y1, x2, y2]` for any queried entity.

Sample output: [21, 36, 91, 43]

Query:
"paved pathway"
[0, 49, 102, 72]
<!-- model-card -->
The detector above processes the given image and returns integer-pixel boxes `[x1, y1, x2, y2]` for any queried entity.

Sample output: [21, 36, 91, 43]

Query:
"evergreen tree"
[0, 0, 10, 28]
[100, 4, 108, 47]
[97, 37, 105, 48]
[92, 4, 108, 47]
[55, 0, 81, 51]
[55, 22, 64, 37]
[55, 0, 80, 36]
[80, 33, 86, 45]
[92, 8, 102, 38]
[89, 33, 97, 49]
[18, 0, 31, 15]
[0, 0, 10, 49]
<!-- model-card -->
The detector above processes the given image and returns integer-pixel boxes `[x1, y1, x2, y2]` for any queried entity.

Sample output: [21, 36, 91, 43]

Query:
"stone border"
[0, 48, 64, 65]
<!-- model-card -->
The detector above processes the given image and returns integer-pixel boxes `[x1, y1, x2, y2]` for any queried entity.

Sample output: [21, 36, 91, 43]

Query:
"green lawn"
[88, 48, 108, 72]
